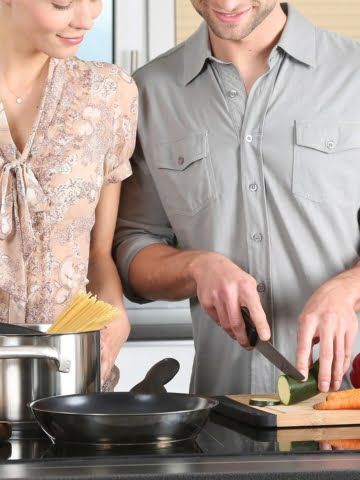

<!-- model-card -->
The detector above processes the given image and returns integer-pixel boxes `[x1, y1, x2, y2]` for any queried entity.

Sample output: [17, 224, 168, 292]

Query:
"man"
[114, 1, 360, 395]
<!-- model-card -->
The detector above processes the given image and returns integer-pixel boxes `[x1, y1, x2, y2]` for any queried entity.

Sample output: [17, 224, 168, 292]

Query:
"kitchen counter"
[2, 453, 360, 479]
[2, 413, 360, 480]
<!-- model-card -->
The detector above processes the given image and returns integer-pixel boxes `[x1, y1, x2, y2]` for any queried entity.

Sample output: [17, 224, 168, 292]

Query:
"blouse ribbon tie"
[0, 160, 48, 300]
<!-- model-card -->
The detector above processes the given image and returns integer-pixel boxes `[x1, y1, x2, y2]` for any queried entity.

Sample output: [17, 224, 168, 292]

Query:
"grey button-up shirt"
[114, 3, 360, 395]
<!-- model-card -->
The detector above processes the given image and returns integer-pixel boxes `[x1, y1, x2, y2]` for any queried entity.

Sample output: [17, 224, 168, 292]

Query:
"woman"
[0, 0, 138, 387]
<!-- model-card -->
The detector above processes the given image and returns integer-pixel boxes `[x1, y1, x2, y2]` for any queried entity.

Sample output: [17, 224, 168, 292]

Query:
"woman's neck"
[0, 13, 49, 89]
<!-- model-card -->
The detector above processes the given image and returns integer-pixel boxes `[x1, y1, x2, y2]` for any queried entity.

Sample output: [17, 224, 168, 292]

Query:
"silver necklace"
[3, 79, 31, 105]
[1, 61, 49, 105]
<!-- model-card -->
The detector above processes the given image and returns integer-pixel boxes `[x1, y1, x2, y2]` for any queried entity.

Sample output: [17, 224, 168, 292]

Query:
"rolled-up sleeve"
[113, 136, 177, 303]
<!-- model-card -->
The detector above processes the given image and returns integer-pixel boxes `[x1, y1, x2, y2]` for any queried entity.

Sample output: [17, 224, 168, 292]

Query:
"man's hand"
[189, 252, 271, 348]
[100, 316, 130, 384]
[296, 270, 360, 393]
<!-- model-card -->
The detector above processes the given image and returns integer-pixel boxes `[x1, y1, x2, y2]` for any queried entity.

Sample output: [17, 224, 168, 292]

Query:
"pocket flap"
[296, 121, 360, 153]
[156, 132, 207, 171]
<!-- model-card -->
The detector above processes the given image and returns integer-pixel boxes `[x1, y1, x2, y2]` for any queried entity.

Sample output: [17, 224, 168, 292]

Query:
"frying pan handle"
[0, 346, 71, 373]
[130, 358, 180, 394]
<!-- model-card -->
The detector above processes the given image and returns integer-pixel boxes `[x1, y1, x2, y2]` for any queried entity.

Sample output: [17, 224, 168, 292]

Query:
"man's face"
[190, 0, 278, 41]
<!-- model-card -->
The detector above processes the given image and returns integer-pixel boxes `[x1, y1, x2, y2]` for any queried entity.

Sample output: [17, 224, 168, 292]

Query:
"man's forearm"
[128, 244, 209, 301]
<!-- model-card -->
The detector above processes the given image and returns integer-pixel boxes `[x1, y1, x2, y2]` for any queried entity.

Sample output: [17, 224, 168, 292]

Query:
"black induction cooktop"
[2, 412, 360, 463]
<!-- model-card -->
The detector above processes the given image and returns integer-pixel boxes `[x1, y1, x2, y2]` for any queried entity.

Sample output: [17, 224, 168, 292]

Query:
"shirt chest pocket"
[155, 131, 217, 216]
[292, 121, 360, 205]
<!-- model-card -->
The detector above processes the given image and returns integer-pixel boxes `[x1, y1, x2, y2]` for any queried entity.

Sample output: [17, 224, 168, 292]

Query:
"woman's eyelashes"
[52, 2, 73, 11]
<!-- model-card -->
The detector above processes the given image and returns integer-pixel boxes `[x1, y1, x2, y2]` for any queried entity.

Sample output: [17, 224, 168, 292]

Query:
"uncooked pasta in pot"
[47, 292, 119, 334]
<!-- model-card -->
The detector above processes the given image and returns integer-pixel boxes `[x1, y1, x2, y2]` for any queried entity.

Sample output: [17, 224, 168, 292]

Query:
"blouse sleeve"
[103, 70, 138, 186]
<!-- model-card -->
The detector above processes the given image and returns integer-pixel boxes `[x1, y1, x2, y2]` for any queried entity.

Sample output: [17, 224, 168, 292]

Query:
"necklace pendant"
[16, 97, 23, 105]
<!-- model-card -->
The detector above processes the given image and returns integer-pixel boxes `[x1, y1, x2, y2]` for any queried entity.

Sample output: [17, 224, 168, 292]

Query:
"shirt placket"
[242, 53, 284, 393]
[215, 52, 283, 392]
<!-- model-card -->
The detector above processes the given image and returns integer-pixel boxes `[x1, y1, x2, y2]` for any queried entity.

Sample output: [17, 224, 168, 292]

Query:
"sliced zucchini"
[249, 397, 281, 407]
[278, 441, 318, 453]
[277, 361, 320, 406]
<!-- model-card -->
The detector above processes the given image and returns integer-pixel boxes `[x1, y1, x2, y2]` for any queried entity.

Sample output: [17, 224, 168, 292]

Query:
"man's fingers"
[204, 305, 221, 325]
[318, 320, 335, 392]
[344, 329, 356, 374]
[332, 332, 345, 390]
[224, 301, 250, 347]
[215, 300, 232, 333]
[246, 302, 270, 341]
[296, 315, 317, 380]
[206, 300, 234, 339]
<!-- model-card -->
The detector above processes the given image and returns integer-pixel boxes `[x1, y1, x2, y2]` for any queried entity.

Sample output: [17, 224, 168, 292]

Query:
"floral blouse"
[0, 57, 138, 324]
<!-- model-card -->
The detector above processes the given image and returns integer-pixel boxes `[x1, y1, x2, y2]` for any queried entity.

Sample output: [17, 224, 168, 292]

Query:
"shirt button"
[326, 140, 336, 150]
[246, 134, 253, 143]
[228, 89, 238, 98]
[249, 183, 258, 192]
[178, 156, 185, 166]
[252, 233, 263, 242]
[257, 283, 266, 293]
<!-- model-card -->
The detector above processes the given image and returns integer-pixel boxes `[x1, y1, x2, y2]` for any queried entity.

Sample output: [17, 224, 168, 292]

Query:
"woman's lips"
[213, 7, 252, 23]
[57, 35, 84, 46]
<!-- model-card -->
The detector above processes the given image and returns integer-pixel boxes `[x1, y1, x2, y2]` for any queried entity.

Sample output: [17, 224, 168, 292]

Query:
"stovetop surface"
[2, 412, 360, 463]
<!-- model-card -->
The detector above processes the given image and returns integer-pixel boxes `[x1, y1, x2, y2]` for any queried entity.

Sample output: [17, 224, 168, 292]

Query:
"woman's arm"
[87, 182, 130, 384]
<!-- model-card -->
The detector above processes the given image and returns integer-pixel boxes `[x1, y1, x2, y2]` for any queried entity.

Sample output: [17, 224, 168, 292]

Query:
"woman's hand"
[100, 315, 130, 384]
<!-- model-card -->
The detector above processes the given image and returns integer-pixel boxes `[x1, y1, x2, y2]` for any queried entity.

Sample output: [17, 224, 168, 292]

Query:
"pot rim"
[1, 325, 100, 337]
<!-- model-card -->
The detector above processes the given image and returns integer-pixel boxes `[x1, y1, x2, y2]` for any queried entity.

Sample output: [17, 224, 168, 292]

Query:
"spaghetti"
[47, 292, 119, 334]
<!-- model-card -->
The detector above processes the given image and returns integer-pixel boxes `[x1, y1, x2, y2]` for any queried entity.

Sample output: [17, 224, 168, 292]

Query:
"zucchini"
[278, 441, 319, 453]
[277, 361, 320, 406]
[249, 397, 281, 407]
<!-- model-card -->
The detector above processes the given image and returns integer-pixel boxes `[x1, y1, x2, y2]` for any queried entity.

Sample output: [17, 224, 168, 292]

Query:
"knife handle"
[241, 307, 258, 347]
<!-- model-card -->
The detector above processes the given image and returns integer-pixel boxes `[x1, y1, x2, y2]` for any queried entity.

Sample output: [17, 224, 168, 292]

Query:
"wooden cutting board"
[214, 393, 360, 428]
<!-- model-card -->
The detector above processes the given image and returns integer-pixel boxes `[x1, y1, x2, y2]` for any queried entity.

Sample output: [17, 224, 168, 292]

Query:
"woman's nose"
[70, 3, 96, 31]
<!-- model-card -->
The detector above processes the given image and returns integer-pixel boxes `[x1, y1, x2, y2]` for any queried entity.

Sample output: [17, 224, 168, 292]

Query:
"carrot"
[328, 439, 360, 450]
[327, 388, 360, 401]
[314, 397, 360, 410]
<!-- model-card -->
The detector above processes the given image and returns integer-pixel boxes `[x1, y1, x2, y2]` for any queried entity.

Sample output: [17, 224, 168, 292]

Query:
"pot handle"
[0, 346, 71, 373]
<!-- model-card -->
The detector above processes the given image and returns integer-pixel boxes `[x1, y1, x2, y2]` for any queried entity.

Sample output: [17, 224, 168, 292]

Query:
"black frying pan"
[30, 358, 218, 446]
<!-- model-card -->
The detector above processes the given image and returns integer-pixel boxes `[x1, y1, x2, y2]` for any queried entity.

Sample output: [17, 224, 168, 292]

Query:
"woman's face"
[4, 0, 102, 58]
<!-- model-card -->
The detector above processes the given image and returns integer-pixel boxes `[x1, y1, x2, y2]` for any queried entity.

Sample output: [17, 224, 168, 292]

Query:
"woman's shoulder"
[68, 58, 137, 92]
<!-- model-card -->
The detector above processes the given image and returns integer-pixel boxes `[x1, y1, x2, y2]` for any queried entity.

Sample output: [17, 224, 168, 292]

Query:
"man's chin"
[209, 24, 252, 42]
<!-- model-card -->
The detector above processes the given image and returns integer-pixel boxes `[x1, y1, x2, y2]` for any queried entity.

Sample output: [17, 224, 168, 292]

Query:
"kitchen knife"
[241, 307, 305, 381]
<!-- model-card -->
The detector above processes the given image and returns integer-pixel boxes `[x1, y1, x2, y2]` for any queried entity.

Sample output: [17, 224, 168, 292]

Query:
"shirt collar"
[183, 2, 316, 86]
[183, 21, 213, 86]
[277, 3, 317, 68]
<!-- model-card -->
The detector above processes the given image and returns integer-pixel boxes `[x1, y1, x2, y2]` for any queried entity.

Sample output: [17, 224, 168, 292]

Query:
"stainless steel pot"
[0, 325, 100, 423]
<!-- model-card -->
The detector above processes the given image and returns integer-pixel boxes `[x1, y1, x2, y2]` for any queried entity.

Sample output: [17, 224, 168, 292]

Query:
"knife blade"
[241, 307, 305, 381]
